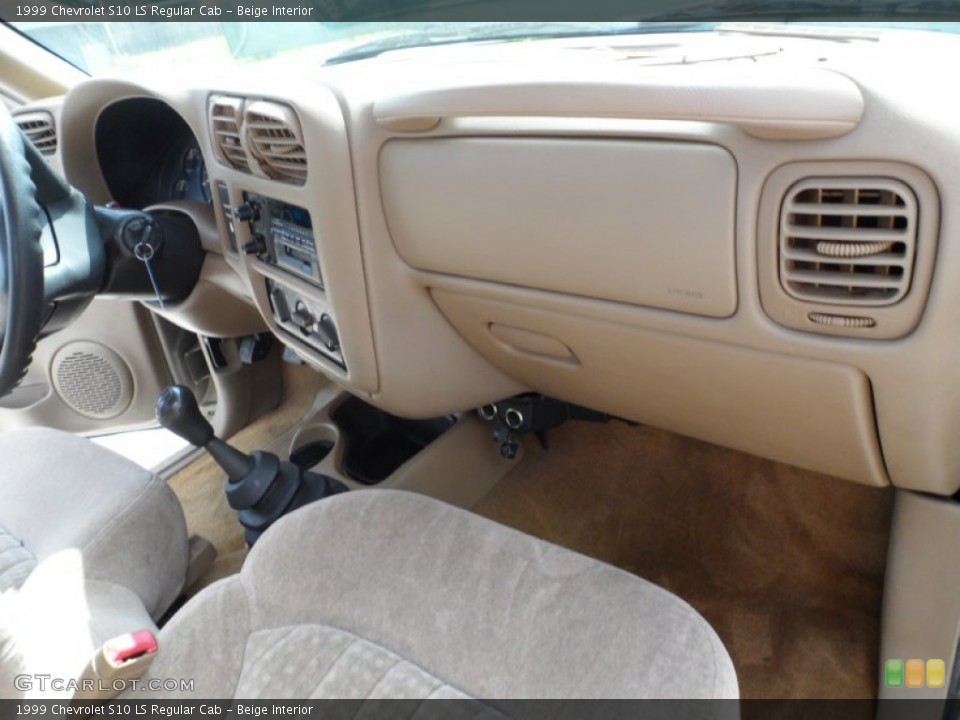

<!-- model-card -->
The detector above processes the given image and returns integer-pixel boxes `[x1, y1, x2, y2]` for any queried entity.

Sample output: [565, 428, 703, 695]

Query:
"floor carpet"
[168, 362, 328, 592]
[473, 420, 894, 700]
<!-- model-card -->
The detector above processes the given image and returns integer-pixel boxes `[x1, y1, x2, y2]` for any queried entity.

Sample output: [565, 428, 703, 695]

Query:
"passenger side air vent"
[758, 163, 939, 340]
[208, 95, 249, 172]
[244, 101, 307, 185]
[14, 111, 57, 156]
[780, 179, 917, 306]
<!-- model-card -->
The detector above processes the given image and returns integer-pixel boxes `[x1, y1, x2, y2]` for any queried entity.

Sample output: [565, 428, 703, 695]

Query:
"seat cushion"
[129, 489, 737, 699]
[0, 427, 188, 618]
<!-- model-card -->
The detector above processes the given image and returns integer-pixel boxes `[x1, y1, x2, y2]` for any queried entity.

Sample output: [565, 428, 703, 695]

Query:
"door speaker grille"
[52, 343, 133, 420]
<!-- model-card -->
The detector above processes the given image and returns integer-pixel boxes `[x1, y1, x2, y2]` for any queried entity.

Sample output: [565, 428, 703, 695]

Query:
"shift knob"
[156, 385, 214, 447]
[154, 384, 346, 547]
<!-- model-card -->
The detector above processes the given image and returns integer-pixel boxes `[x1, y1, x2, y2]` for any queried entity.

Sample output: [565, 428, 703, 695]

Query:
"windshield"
[8, 19, 960, 78]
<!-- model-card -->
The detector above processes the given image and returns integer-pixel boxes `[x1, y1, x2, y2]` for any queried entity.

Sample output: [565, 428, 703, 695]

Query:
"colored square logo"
[906, 659, 925, 688]
[886, 659, 904, 687]
[927, 659, 946, 689]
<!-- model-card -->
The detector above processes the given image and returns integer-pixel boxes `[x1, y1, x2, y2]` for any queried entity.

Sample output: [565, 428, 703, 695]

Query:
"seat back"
[0, 428, 189, 699]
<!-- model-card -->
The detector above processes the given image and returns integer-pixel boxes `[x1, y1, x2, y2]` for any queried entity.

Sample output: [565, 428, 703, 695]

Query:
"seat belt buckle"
[102, 629, 158, 668]
[74, 629, 159, 701]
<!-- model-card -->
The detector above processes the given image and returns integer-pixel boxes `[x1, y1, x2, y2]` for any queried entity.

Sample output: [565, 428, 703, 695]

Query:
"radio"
[238, 193, 323, 288]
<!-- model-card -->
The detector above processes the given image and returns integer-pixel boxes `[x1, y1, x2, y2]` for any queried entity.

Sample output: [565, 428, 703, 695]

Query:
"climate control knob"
[242, 234, 266, 255]
[291, 302, 315, 332]
[233, 202, 260, 223]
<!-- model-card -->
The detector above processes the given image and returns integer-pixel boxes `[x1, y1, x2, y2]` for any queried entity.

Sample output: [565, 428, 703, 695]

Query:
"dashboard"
[17, 27, 960, 496]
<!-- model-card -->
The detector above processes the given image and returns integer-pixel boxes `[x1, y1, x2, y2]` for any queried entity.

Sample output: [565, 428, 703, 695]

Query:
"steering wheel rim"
[0, 105, 46, 398]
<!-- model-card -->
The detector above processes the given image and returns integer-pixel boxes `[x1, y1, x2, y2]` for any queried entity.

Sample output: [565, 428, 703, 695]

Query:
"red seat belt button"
[104, 629, 158, 665]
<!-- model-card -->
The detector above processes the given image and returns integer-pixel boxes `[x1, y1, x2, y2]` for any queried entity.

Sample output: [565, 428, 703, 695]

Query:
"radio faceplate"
[244, 193, 323, 288]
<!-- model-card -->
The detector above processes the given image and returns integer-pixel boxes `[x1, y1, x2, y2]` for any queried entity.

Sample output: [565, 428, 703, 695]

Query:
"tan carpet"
[473, 420, 894, 700]
[168, 362, 328, 592]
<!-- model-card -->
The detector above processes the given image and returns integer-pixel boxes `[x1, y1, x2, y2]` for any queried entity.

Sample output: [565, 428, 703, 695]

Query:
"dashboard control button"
[291, 304, 315, 331]
[269, 287, 291, 323]
[264, 278, 346, 371]
[317, 314, 340, 352]
[233, 202, 260, 223]
[242, 234, 266, 255]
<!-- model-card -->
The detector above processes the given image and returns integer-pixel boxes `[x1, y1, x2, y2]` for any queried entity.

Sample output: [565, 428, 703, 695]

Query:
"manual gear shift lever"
[157, 385, 347, 544]
[156, 386, 254, 478]
[155, 385, 212, 445]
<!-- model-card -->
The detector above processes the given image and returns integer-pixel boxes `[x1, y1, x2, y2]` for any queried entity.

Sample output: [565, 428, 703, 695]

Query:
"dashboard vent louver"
[779, 178, 918, 306]
[14, 111, 57, 156]
[209, 95, 249, 172]
[244, 101, 307, 185]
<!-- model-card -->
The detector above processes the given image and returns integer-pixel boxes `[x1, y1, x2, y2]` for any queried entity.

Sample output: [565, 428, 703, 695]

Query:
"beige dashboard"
[20, 29, 960, 495]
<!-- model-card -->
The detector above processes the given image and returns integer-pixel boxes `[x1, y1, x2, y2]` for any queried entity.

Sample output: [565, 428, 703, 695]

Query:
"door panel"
[0, 298, 173, 434]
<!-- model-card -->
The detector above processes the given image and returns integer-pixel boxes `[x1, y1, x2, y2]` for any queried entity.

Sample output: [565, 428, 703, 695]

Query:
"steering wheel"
[0, 104, 109, 398]
[0, 105, 45, 398]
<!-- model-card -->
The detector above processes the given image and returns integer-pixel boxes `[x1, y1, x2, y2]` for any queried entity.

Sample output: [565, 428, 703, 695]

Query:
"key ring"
[134, 242, 154, 262]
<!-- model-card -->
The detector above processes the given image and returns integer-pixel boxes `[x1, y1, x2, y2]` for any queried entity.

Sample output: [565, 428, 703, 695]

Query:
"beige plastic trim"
[261, 385, 520, 509]
[376, 412, 520, 508]
[196, 335, 284, 441]
[432, 287, 889, 487]
[144, 202, 266, 338]
[75, 631, 158, 701]
[148, 258, 267, 339]
[204, 86, 381, 396]
[59, 81, 167, 204]
[0, 301, 173, 434]
[0, 28, 84, 103]
[373, 66, 864, 140]
[489, 324, 576, 362]
[757, 161, 940, 340]
[880, 490, 960, 701]
[381, 138, 738, 318]
[55, 77, 381, 395]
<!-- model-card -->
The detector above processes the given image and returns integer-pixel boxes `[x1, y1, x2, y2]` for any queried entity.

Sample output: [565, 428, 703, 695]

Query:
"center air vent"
[780, 178, 917, 306]
[14, 110, 57, 156]
[245, 101, 307, 185]
[758, 162, 938, 340]
[208, 95, 307, 185]
[209, 95, 249, 172]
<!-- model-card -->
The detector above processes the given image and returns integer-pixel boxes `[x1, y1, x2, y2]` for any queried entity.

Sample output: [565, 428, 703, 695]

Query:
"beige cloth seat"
[128, 489, 738, 699]
[0, 428, 189, 698]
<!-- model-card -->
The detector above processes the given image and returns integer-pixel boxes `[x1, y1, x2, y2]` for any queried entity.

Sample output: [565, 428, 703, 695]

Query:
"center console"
[239, 193, 345, 369]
